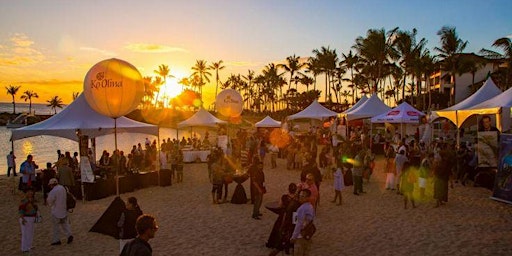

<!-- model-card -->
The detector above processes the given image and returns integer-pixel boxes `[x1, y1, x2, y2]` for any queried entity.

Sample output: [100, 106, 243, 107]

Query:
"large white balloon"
[216, 89, 243, 117]
[83, 58, 144, 118]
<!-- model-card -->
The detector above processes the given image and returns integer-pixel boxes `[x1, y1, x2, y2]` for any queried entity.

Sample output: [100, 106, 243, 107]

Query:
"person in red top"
[19, 187, 38, 254]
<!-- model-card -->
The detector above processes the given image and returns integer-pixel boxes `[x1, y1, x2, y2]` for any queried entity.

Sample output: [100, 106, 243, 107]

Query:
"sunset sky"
[0, 0, 511, 107]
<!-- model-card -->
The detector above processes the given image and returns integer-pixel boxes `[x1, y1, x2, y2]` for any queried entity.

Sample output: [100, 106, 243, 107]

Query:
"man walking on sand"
[121, 214, 159, 256]
[47, 178, 73, 245]
[7, 151, 16, 177]
[291, 189, 315, 256]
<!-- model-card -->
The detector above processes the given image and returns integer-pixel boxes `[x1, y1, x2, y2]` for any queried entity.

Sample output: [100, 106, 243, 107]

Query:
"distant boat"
[6, 113, 40, 129]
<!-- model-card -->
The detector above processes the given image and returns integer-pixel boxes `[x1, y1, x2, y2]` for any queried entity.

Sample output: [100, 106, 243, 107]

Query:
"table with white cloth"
[182, 150, 211, 163]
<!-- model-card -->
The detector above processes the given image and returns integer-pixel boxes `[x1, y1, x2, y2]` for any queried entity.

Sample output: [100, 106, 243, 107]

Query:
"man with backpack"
[47, 178, 74, 245]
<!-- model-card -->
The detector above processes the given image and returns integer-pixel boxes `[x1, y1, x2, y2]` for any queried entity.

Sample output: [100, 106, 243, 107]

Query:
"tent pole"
[157, 131, 161, 187]
[11, 137, 16, 195]
[370, 122, 373, 152]
[456, 111, 460, 149]
[115, 118, 119, 197]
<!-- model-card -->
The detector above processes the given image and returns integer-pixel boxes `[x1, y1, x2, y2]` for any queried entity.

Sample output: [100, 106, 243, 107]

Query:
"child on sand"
[331, 166, 344, 205]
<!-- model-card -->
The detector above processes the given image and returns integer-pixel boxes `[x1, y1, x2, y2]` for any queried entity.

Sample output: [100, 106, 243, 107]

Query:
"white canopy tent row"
[11, 94, 159, 141]
[177, 108, 228, 153]
[431, 77, 503, 146]
[457, 86, 512, 132]
[287, 100, 339, 121]
[371, 102, 427, 145]
[10, 93, 160, 200]
[255, 116, 281, 128]
[371, 102, 425, 124]
[432, 77, 502, 128]
[341, 95, 368, 115]
[177, 108, 227, 129]
[340, 93, 391, 121]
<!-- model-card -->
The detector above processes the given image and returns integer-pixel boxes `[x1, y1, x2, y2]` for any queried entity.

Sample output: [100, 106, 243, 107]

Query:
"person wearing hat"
[47, 178, 74, 245]
[56, 157, 75, 189]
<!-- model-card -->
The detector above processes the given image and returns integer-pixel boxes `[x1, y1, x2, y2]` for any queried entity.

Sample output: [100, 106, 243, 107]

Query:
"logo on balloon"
[89, 72, 123, 89]
[216, 89, 243, 118]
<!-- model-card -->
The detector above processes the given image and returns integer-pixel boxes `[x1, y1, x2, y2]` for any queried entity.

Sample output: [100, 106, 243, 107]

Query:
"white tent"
[433, 77, 502, 127]
[342, 95, 368, 114]
[255, 116, 281, 128]
[177, 108, 227, 128]
[287, 100, 338, 120]
[457, 86, 512, 131]
[371, 102, 425, 124]
[11, 94, 159, 141]
[342, 93, 390, 121]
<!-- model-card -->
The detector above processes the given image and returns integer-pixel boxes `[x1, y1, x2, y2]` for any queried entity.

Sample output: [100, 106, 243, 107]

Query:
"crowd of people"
[10, 114, 500, 255]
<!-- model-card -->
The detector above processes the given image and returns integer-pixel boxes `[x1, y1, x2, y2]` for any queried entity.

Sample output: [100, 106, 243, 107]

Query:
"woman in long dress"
[267, 183, 300, 256]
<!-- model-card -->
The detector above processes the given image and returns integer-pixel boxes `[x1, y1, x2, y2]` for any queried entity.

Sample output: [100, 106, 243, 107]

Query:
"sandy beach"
[1, 156, 512, 256]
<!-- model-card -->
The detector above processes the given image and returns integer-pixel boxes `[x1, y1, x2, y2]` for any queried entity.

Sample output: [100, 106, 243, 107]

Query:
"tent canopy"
[433, 77, 502, 126]
[287, 100, 338, 120]
[341, 93, 390, 121]
[371, 102, 425, 123]
[255, 116, 281, 128]
[458, 86, 512, 117]
[11, 94, 159, 141]
[177, 108, 227, 129]
[342, 95, 368, 114]
[457, 86, 512, 131]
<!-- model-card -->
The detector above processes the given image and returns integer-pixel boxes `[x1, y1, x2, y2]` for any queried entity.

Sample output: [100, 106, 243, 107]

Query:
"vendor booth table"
[183, 150, 210, 163]
[77, 170, 171, 201]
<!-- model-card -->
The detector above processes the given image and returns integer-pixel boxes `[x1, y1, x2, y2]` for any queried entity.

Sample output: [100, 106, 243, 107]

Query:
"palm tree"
[352, 28, 399, 94]
[72, 92, 80, 100]
[434, 26, 468, 105]
[20, 90, 39, 114]
[191, 60, 212, 103]
[394, 28, 427, 101]
[480, 37, 512, 88]
[46, 96, 64, 114]
[206, 61, 221, 93]
[300, 76, 314, 92]
[312, 46, 339, 102]
[142, 76, 158, 108]
[278, 55, 306, 92]
[5, 85, 21, 114]
[209, 60, 225, 102]
[154, 64, 174, 105]
[341, 50, 360, 103]
[418, 51, 436, 110]
[306, 57, 321, 91]
[242, 70, 255, 109]
[261, 63, 285, 111]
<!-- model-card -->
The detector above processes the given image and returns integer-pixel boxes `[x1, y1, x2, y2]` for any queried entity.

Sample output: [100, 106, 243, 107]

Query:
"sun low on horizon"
[158, 77, 184, 106]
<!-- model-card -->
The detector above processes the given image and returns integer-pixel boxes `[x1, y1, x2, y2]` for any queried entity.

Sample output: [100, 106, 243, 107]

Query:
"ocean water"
[0, 102, 64, 115]
[0, 126, 193, 176]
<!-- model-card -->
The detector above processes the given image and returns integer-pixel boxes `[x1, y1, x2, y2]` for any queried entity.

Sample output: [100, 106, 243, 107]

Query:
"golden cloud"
[225, 61, 262, 67]
[124, 43, 188, 53]
[10, 33, 34, 47]
[79, 47, 116, 56]
[0, 33, 44, 66]
[23, 79, 82, 86]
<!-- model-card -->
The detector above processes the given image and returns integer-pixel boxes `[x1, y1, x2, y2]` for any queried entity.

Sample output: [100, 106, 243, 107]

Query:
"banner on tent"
[217, 135, 228, 153]
[80, 157, 95, 183]
[491, 134, 512, 204]
[477, 131, 499, 168]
